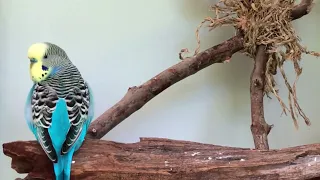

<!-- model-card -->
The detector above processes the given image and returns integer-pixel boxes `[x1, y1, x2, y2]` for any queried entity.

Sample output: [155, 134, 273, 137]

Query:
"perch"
[4, 138, 320, 180]
[2, 0, 318, 179]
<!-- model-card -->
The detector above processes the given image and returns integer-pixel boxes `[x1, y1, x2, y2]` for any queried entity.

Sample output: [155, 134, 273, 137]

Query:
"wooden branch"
[248, 0, 314, 149]
[4, 138, 320, 180]
[2, 2, 315, 179]
[87, 0, 315, 140]
[87, 35, 244, 139]
[291, 0, 314, 20]
[250, 45, 272, 150]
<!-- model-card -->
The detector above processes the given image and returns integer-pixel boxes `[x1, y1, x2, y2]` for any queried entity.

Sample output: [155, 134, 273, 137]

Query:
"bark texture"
[250, 45, 272, 150]
[4, 138, 320, 180]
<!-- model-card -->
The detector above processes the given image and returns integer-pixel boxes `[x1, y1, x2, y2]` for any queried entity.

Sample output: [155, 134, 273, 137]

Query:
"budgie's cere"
[25, 42, 94, 180]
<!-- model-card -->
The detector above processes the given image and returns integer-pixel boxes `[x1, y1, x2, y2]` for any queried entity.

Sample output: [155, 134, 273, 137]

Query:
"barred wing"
[61, 81, 90, 154]
[31, 84, 59, 163]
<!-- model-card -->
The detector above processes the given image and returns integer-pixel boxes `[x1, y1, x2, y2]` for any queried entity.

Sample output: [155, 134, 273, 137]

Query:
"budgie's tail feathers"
[53, 155, 65, 180]
[53, 150, 74, 180]
[62, 148, 75, 180]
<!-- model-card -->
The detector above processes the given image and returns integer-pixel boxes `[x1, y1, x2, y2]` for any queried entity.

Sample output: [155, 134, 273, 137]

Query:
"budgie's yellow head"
[28, 43, 50, 83]
[27, 42, 70, 83]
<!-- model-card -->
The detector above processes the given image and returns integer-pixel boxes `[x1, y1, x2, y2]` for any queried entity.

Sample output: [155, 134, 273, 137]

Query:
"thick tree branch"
[87, 35, 244, 139]
[250, 45, 272, 150]
[4, 138, 320, 180]
[87, 0, 315, 140]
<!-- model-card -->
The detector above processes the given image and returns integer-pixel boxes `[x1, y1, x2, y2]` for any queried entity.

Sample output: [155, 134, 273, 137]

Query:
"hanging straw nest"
[183, 0, 319, 129]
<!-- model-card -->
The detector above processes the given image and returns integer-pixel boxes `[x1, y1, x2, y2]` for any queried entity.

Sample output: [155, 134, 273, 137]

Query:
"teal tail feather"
[63, 148, 75, 180]
[52, 122, 87, 180]
[53, 148, 76, 180]
[53, 154, 65, 180]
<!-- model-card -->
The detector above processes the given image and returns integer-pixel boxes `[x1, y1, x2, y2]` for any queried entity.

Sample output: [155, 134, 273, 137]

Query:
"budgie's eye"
[30, 58, 37, 63]
[44, 55, 48, 59]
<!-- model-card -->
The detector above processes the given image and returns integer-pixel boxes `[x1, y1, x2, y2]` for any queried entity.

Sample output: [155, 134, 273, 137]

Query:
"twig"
[87, 0, 315, 139]
[291, 0, 314, 20]
[87, 35, 244, 139]
[250, 45, 272, 150]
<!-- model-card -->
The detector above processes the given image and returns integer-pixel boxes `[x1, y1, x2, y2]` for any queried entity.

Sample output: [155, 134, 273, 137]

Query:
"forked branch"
[87, 0, 315, 140]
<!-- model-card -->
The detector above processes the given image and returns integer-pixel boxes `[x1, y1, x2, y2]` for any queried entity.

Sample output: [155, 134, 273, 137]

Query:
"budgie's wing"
[24, 84, 36, 133]
[31, 84, 59, 163]
[86, 81, 94, 128]
[61, 81, 91, 154]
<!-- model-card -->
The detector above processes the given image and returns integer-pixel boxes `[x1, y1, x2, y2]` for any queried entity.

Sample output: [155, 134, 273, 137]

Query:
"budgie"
[24, 42, 94, 180]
